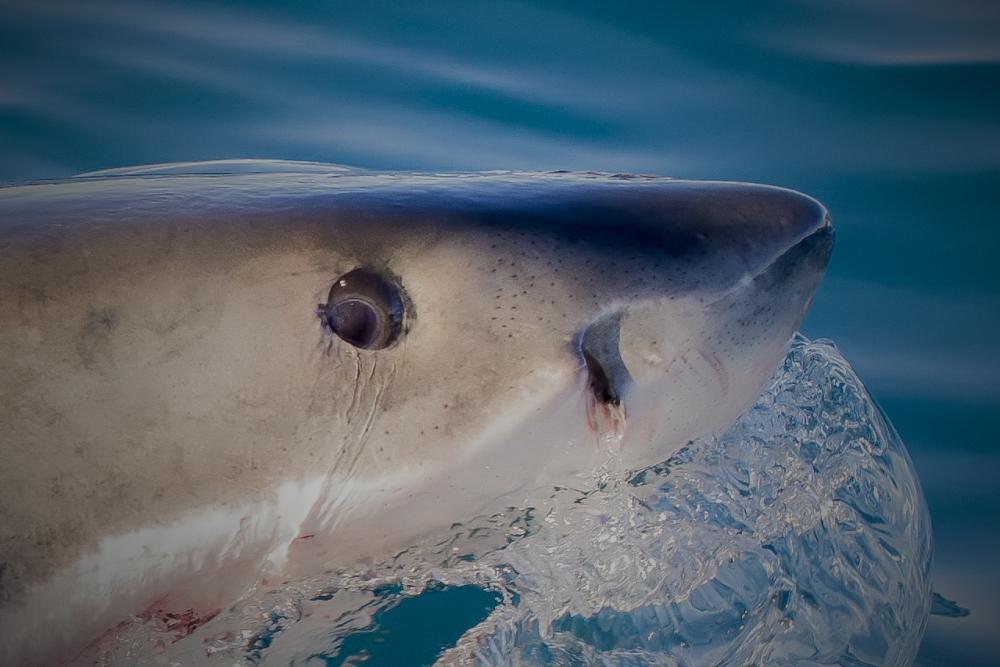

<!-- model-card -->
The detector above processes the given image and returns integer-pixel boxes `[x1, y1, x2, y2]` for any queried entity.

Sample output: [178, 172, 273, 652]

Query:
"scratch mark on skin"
[332, 355, 395, 486]
[145, 606, 221, 641]
[697, 346, 729, 396]
[308, 357, 397, 537]
[346, 356, 379, 479]
[657, 337, 692, 378]
[356, 362, 389, 461]
[347, 351, 363, 423]
[77, 602, 221, 660]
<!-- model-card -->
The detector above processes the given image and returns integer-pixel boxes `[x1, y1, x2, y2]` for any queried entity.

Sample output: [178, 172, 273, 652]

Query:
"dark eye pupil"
[321, 268, 405, 350]
[329, 299, 381, 349]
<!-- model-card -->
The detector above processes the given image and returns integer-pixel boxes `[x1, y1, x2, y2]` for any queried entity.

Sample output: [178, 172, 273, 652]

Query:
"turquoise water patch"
[319, 583, 500, 666]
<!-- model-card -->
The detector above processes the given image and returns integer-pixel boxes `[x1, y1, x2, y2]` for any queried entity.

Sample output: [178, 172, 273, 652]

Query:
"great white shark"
[0, 160, 832, 663]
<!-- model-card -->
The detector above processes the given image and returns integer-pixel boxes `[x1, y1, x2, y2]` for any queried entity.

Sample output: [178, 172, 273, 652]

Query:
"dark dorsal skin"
[0, 163, 832, 663]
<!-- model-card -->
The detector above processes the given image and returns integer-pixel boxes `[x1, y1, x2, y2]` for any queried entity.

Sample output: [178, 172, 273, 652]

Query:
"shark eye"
[320, 268, 404, 350]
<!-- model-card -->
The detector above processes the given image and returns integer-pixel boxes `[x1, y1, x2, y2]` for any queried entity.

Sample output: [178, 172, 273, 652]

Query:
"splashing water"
[92, 336, 932, 666]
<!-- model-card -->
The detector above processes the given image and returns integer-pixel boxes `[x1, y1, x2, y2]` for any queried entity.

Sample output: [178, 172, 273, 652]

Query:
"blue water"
[2, 1, 998, 664]
[317, 584, 500, 666]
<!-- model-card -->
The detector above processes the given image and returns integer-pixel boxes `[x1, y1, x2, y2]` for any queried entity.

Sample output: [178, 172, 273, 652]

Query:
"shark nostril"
[578, 311, 633, 407]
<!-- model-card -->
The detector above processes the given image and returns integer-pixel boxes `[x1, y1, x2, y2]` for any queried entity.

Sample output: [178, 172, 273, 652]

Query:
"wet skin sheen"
[0, 162, 832, 663]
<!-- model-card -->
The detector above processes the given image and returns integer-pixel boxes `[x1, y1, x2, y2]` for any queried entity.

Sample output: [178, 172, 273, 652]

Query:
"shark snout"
[777, 214, 834, 277]
[573, 186, 833, 466]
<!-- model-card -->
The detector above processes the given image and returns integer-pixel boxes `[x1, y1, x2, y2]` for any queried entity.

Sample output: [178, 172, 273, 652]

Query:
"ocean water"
[1, 1, 998, 664]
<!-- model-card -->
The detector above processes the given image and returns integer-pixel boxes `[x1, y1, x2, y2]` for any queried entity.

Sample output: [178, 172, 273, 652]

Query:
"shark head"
[0, 163, 831, 662]
[296, 174, 832, 522]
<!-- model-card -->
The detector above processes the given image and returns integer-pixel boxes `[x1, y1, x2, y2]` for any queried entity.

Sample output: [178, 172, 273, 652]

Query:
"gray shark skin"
[0, 162, 832, 663]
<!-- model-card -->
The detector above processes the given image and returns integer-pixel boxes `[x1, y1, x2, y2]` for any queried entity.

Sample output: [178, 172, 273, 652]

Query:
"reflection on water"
[2, 1, 998, 664]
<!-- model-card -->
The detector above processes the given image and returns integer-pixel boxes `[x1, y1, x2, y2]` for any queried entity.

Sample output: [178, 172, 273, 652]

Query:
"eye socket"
[320, 268, 405, 350]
